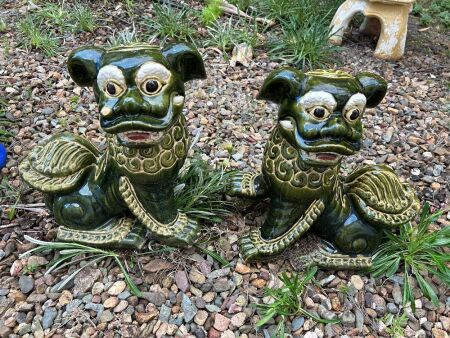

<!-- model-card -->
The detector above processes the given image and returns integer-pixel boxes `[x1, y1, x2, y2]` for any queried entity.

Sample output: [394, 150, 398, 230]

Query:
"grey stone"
[81, 294, 92, 303]
[118, 291, 131, 300]
[213, 279, 230, 292]
[392, 283, 402, 305]
[291, 316, 305, 331]
[141, 292, 166, 306]
[387, 303, 398, 314]
[159, 304, 171, 323]
[341, 311, 355, 325]
[355, 309, 364, 330]
[181, 293, 197, 323]
[85, 302, 104, 317]
[207, 268, 230, 279]
[16, 312, 27, 324]
[18, 323, 31, 335]
[65, 299, 83, 315]
[318, 305, 337, 321]
[99, 310, 114, 323]
[0, 288, 9, 296]
[19, 275, 34, 294]
[169, 317, 183, 326]
[41, 107, 54, 115]
[205, 304, 220, 313]
[319, 275, 335, 286]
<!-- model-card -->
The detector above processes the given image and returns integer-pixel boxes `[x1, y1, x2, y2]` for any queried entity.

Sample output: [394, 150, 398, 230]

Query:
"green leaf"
[194, 244, 230, 267]
[403, 267, 414, 311]
[415, 271, 439, 306]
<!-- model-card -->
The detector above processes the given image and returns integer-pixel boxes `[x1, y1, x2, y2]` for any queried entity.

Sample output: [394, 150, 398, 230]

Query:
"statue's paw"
[174, 216, 199, 246]
[57, 217, 146, 250]
[238, 233, 260, 262]
[227, 171, 246, 196]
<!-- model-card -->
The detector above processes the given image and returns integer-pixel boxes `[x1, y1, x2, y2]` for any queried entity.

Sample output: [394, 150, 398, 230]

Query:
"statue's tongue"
[126, 132, 151, 141]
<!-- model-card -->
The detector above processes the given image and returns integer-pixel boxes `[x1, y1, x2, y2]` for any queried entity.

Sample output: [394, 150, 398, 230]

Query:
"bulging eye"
[104, 81, 124, 97]
[141, 79, 163, 95]
[308, 106, 330, 120]
[345, 108, 361, 122]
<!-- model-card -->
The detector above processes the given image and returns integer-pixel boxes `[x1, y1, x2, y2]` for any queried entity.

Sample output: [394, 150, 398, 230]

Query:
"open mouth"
[300, 150, 343, 165]
[117, 130, 164, 146]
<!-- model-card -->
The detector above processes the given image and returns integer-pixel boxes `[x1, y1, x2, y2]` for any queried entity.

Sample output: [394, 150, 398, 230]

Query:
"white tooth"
[173, 95, 185, 107]
[279, 120, 294, 130]
[101, 107, 112, 117]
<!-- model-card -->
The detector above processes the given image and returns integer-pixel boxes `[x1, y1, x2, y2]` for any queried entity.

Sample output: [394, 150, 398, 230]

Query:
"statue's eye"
[345, 108, 361, 122]
[104, 81, 124, 97]
[142, 79, 162, 95]
[308, 106, 330, 120]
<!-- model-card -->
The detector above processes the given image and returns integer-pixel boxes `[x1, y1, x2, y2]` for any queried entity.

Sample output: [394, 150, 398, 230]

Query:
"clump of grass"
[20, 235, 142, 296]
[145, 3, 198, 44]
[381, 312, 408, 338]
[0, 105, 14, 144]
[202, 0, 223, 26]
[413, 0, 450, 30]
[175, 157, 234, 223]
[371, 203, 449, 311]
[73, 4, 95, 32]
[256, 0, 300, 21]
[38, 2, 72, 30]
[0, 176, 24, 220]
[204, 17, 261, 56]
[256, 266, 339, 337]
[124, 0, 135, 18]
[18, 16, 59, 56]
[107, 26, 141, 47]
[267, 16, 341, 70]
[0, 17, 6, 32]
[255, 0, 342, 70]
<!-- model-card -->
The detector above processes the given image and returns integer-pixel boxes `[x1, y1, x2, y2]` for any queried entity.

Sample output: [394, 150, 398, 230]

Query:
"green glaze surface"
[229, 69, 419, 266]
[20, 43, 206, 249]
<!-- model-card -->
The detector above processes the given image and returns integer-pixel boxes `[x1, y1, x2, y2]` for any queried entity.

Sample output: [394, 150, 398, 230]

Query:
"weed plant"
[256, 266, 339, 337]
[371, 203, 450, 311]
[382, 312, 408, 338]
[256, 0, 342, 70]
[413, 0, 450, 29]
[175, 157, 234, 223]
[0, 105, 14, 144]
[107, 27, 141, 47]
[20, 236, 142, 296]
[0, 18, 6, 32]
[202, 0, 223, 26]
[267, 15, 341, 70]
[145, 4, 198, 44]
[73, 4, 95, 32]
[18, 16, 59, 56]
[204, 17, 261, 56]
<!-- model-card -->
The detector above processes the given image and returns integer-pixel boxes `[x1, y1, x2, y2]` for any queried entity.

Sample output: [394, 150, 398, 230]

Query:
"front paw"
[227, 171, 257, 198]
[227, 171, 247, 196]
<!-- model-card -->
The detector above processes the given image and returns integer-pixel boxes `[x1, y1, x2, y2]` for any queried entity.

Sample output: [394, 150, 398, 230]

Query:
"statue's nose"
[115, 90, 151, 115]
[320, 115, 352, 138]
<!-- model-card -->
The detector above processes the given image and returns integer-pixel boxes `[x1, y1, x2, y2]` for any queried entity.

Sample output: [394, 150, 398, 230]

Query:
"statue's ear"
[257, 68, 304, 104]
[67, 46, 104, 87]
[162, 43, 206, 82]
[356, 72, 387, 108]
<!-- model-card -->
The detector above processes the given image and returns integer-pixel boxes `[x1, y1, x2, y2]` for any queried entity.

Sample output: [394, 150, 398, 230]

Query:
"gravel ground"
[0, 1, 449, 337]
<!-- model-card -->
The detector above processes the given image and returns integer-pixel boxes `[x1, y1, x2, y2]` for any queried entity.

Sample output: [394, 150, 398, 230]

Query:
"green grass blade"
[194, 244, 230, 267]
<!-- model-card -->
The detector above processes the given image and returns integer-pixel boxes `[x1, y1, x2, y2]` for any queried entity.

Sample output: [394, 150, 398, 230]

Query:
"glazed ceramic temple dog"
[229, 69, 419, 267]
[20, 43, 206, 249]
